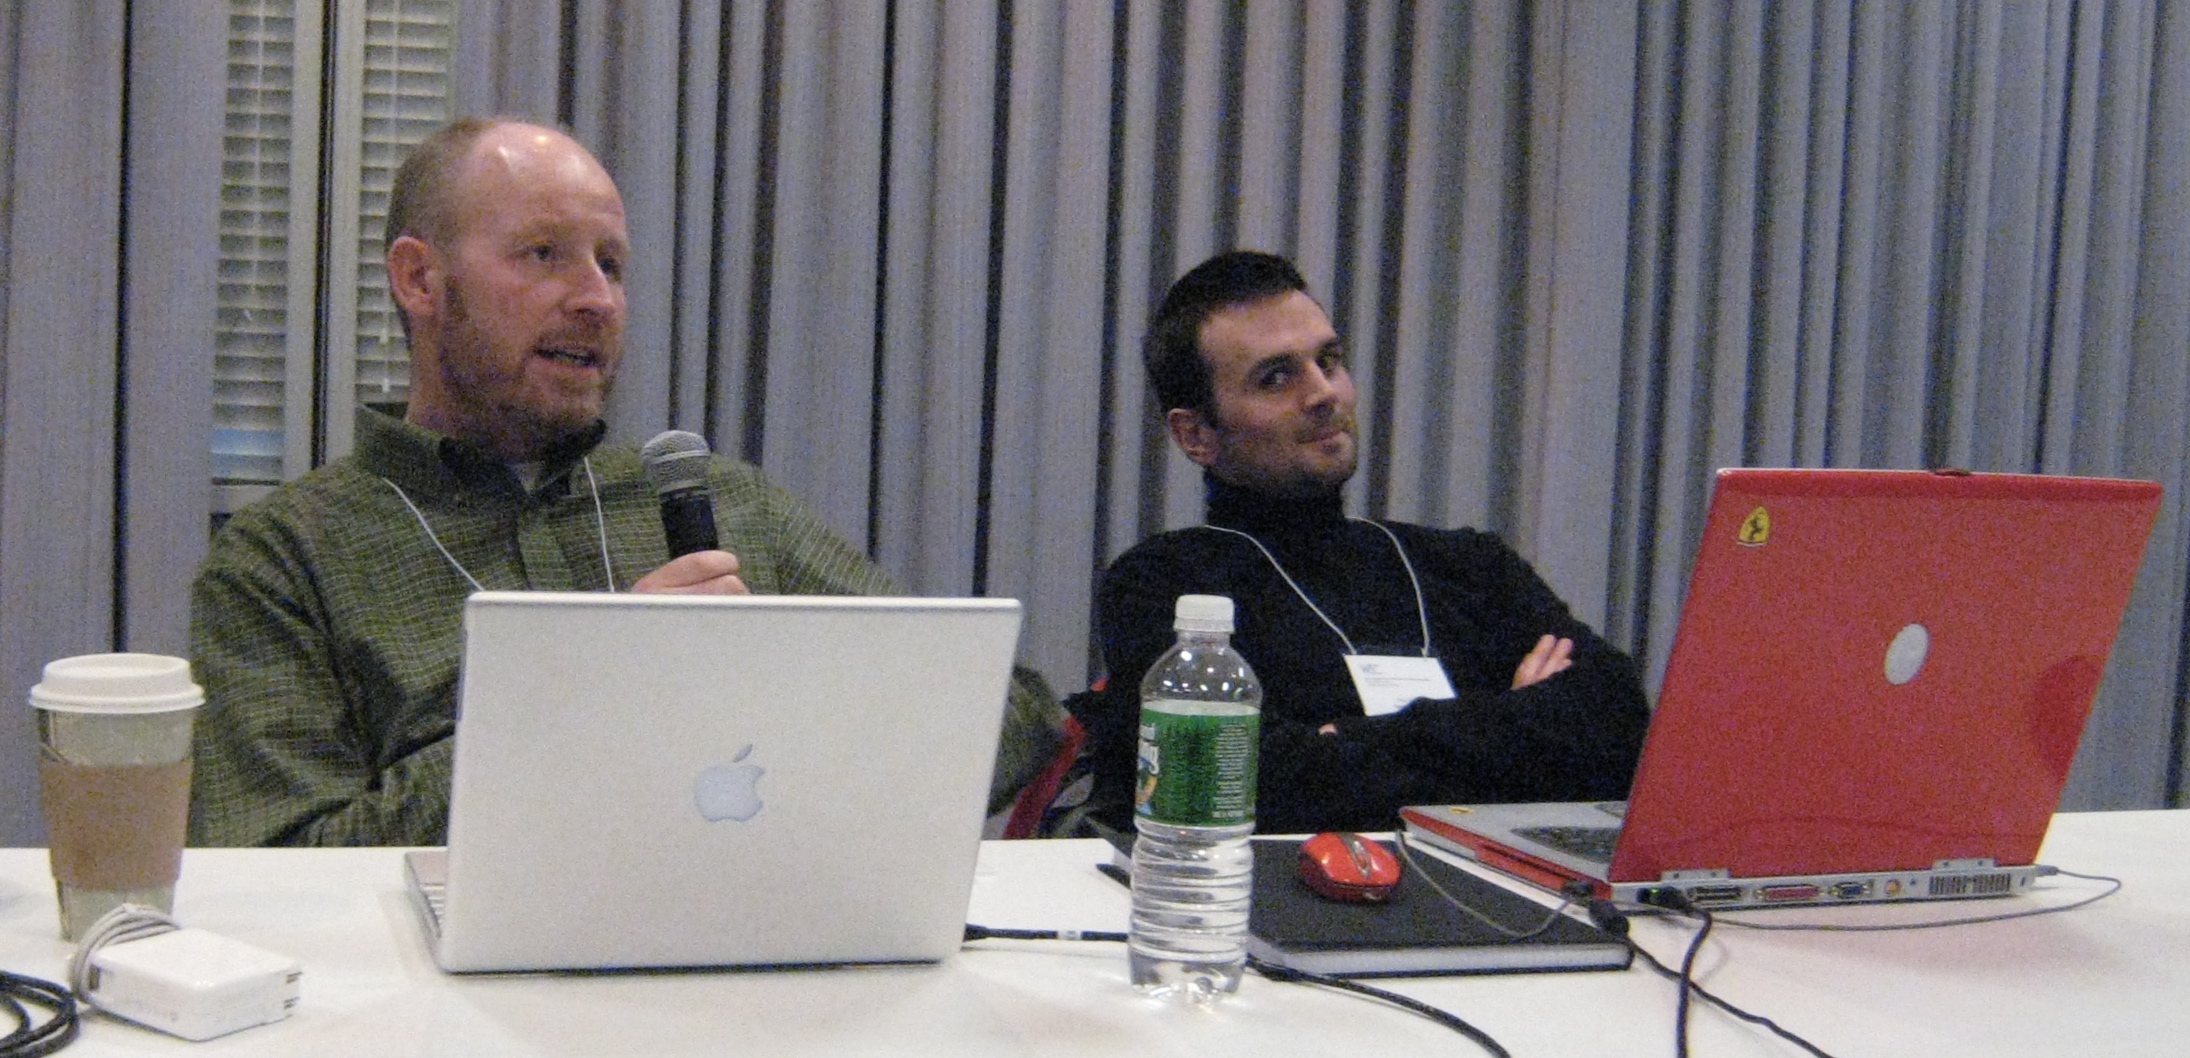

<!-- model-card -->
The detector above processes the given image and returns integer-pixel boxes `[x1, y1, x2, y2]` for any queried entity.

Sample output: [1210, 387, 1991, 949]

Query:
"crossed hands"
[1315, 633, 1576, 735]
[1510, 634, 1574, 689]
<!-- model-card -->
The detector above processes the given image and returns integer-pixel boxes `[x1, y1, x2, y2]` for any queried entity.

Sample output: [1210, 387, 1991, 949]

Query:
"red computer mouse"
[1298, 831, 1402, 902]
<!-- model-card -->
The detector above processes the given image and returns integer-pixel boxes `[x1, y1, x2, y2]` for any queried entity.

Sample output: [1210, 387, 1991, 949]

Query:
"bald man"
[188, 119, 1063, 845]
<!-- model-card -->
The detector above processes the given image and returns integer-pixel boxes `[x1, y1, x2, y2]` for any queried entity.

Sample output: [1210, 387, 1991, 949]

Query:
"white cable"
[582, 457, 618, 590]
[1199, 520, 1436, 657]
[381, 476, 486, 592]
[381, 456, 616, 592]
[66, 904, 180, 1003]
[62, 904, 303, 1042]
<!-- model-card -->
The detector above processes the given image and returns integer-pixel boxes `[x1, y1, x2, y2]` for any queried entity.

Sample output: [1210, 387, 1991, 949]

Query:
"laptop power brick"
[83, 927, 301, 1041]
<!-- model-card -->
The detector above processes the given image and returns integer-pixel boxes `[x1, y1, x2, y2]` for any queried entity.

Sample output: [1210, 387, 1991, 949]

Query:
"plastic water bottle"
[1129, 594, 1261, 1003]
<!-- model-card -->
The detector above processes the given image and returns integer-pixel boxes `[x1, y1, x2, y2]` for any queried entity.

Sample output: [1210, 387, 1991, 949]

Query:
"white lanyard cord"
[379, 456, 617, 592]
[582, 458, 618, 588]
[1198, 518, 1433, 657]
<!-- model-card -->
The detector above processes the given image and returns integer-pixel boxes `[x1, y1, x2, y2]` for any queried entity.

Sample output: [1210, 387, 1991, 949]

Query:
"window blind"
[212, 0, 452, 504]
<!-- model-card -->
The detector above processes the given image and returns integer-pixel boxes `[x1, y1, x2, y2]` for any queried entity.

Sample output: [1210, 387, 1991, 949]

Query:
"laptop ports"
[1758, 883, 1820, 902]
[1684, 884, 1744, 905]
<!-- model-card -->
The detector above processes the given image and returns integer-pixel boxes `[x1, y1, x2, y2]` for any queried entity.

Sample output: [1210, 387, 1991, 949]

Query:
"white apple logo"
[1884, 623, 1929, 685]
[694, 744, 765, 822]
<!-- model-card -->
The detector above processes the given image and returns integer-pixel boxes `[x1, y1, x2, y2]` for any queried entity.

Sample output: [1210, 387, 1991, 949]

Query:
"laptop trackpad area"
[1512, 802, 1626, 864]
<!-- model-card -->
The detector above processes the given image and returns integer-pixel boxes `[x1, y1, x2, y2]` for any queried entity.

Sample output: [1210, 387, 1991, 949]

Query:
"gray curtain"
[2, 0, 2183, 844]
[460, 0, 2187, 812]
[1611, 1, 2190, 808]
[0, 0, 222, 843]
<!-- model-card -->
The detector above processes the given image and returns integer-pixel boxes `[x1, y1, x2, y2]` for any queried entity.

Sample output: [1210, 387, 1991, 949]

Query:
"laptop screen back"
[432, 591, 1023, 972]
[1611, 470, 2159, 885]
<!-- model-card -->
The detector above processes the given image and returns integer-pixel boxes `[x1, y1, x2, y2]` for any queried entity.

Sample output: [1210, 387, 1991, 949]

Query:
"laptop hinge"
[1657, 868, 1731, 882]
[1933, 858, 1998, 871]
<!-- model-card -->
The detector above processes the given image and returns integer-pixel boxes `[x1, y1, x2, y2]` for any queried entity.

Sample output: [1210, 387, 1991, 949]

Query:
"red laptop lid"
[1610, 469, 2161, 884]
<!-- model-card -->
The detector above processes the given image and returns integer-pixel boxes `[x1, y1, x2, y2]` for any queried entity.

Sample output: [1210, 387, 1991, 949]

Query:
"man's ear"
[1166, 407, 1220, 468]
[385, 235, 444, 323]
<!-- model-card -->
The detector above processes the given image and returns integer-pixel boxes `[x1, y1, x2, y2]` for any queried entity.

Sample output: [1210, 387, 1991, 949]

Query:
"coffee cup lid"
[30, 653, 203, 713]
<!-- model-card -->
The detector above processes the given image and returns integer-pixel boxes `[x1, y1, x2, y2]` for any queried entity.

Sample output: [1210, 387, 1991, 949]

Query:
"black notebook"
[1245, 838, 1632, 977]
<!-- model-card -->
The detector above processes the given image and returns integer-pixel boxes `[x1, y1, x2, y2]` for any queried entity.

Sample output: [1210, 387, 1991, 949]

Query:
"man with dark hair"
[1083, 250, 1649, 835]
[189, 118, 1063, 846]
[1139, 251, 1313, 422]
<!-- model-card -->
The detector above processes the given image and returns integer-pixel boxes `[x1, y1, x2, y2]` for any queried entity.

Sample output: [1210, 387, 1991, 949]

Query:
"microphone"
[640, 430, 719, 557]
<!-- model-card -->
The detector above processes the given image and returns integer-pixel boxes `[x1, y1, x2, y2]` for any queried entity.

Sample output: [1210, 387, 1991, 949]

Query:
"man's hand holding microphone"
[635, 430, 748, 595]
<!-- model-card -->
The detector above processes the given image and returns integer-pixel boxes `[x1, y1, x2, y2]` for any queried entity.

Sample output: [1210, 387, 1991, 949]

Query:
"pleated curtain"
[3, 1, 2185, 845]
[462, 0, 2186, 809]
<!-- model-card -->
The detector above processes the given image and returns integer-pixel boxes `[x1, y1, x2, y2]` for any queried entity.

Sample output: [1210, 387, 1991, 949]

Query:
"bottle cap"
[1172, 594, 1234, 633]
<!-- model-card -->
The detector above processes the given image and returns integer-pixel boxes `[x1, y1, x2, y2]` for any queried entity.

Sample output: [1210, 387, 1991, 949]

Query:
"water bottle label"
[1135, 700, 1258, 826]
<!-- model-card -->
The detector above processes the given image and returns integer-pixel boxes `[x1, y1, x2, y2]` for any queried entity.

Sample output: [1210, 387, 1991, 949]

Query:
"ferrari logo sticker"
[1738, 506, 1771, 547]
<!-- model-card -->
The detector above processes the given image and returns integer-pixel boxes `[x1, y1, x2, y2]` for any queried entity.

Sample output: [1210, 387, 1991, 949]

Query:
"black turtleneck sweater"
[1085, 475, 1650, 835]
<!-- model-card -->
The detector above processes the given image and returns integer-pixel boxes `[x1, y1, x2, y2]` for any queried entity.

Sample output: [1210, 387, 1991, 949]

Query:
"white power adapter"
[83, 927, 301, 1041]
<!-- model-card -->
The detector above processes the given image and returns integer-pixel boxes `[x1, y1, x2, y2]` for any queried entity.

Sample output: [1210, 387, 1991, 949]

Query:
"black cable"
[996, 854, 2118, 1056]
[961, 924, 1127, 943]
[960, 925, 1513, 1056]
[1623, 889, 1841, 1058]
[1621, 939, 1839, 1058]
[0, 970, 78, 1058]
[1671, 902, 1710, 1058]
[1623, 890, 1714, 1057]
[1604, 867, 2121, 1057]
[1246, 955, 1511, 1058]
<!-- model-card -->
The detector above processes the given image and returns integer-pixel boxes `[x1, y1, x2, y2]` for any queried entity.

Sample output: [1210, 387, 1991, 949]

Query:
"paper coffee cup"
[31, 653, 202, 940]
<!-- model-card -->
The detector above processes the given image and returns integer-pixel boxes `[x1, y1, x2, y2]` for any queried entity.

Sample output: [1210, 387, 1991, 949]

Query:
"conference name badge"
[1344, 655, 1456, 717]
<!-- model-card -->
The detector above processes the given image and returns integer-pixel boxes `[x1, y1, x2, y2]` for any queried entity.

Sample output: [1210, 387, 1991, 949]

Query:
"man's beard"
[1209, 412, 1359, 497]
[436, 277, 614, 459]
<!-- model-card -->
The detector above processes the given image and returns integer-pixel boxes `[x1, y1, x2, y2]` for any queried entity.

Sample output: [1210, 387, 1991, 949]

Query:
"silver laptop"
[405, 591, 1023, 973]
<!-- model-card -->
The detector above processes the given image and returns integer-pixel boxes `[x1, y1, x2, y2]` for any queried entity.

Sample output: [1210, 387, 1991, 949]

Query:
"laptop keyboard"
[1516, 824, 1621, 863]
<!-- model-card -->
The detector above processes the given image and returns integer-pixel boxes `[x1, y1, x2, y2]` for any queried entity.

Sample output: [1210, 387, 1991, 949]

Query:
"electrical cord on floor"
[0, 969, 77, 1058]
[960, 925, 1512, 1056]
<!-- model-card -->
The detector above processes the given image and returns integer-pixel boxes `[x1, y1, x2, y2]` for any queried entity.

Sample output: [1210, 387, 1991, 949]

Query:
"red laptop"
[1404, 468, 2161, 909]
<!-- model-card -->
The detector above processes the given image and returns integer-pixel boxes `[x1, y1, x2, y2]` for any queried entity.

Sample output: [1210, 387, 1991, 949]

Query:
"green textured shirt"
[189, 407, 1061, 846]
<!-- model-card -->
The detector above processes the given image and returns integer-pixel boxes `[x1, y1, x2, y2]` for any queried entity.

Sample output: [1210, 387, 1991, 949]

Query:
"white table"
[4, 811, 2186, 1056]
